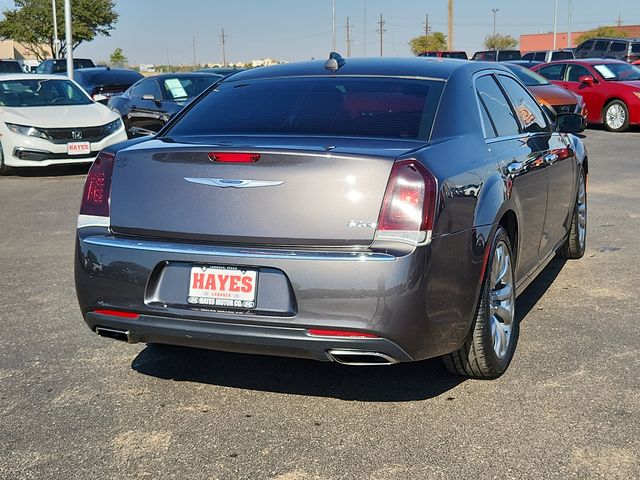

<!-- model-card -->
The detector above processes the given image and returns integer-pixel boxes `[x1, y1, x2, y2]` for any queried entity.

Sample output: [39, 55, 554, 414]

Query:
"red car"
[532, 59, 640, 132]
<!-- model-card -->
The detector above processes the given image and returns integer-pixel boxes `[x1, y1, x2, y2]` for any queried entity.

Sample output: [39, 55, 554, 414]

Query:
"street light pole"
[567, 0, 573, 48]
[491, 8, 499, 37]
[64, 0, 73, 79]
[51, 0, 59, 58]
[553, 0, 558, 50]
[332, 0, 336, 51]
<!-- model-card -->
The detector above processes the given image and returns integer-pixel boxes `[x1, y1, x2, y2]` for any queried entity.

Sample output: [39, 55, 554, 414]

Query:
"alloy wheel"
[489, 241, 515, 359]
[606, 103, 626, 130]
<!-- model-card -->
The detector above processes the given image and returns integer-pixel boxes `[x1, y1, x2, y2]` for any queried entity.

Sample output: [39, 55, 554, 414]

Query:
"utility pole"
[377, 13, 386, 57]
[424, 14, 430, 37]
[567, 0, 572, 48]
[51, 0, 59, 58]
[345, 17, 353, 57]
[616, 14, 622, 27]
[332, 0, 336, 51]
[448, 0, 454, 50]
[363, 0, 367, 56]
[166, 49, 170, 69]
[220, 28, 227, 67]
[64, 0, 72, 79]
[491, 8, 499, 38]
[192, 36, 196, 67]
[553, 0, 558, 50]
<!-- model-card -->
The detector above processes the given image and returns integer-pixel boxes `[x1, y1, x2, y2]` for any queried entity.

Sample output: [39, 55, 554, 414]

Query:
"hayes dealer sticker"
[188, 266, 257, 309]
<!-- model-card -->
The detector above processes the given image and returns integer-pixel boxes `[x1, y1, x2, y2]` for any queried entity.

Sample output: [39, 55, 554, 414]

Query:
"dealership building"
[520, 24, 640, 52]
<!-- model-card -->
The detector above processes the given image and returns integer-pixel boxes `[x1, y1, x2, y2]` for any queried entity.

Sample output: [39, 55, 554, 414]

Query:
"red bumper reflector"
[209, 152, 260, 163]
[307, 329, 378, 338]
[92, 309, 139, 319]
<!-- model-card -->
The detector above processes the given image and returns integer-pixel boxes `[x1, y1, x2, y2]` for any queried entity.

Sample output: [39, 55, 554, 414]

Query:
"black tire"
[603, 100, 629, 132]
[0, 143, 11, 176]
[560, 169, 587, 259]
[443, 226, 519, 379]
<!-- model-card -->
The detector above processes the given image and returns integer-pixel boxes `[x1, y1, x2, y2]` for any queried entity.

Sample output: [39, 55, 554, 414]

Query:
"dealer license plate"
[188, 265, 257, 309]
[67, 141, 91, 156]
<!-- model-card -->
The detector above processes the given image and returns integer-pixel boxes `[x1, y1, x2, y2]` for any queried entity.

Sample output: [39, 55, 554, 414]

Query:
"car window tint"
[498, 75, 549, 133]
[131, 79, 162, 99]
[537, 64, 565, 80]
[566, 64, 591, 82]
[500, 51, 521, 60]
[167, 77, 444, 141]
[593, 41, 608, 51]
[609, 42, 626, 52]
[477, 93, 497, 138]
[161, 76, 218, 100]
[522, 53, 534, 61]
[579, 40, 594, 50]
[632, 43, 640, 54]
[472, 52, 482, 60]
[553, 51, 574, 60]
[475, 75, 519, 137]
[0, 62, 22, 73]
[533, 52, 546, 61]
[485, 51, 496, 61]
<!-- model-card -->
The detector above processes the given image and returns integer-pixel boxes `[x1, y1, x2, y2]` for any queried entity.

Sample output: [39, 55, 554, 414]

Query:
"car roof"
[149, 72, 223, 80]
[580, 37, 640, 42]
[0, 73, 70, 81]
[223, 57, 500, 83]
[541, 58, 629, 66]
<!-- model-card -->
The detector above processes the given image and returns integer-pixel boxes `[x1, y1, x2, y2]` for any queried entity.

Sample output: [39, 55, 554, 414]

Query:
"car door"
[126, 78, 166, 135]
[475, 73, 548, 279]
[562, 64, 606, 123]
[496, 73, 576, 257]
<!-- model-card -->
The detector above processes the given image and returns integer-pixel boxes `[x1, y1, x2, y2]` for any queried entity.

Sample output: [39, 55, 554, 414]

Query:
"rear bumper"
[86, 310, 414, 363]
[76, 226, 489, 362]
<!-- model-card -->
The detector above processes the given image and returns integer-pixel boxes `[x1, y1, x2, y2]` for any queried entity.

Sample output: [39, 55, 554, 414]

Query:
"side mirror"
[556, 113, 584, 134]
[578, 75, 595, 85]
[142, 94, 157, 101]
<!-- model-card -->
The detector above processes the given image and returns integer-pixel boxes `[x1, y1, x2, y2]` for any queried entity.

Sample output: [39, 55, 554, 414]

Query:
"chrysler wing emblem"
[184, 177, 284, 188]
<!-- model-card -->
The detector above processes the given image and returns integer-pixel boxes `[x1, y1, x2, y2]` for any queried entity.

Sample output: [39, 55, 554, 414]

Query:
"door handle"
[506, 162, 524, 174]
[544, 153, 558, 164]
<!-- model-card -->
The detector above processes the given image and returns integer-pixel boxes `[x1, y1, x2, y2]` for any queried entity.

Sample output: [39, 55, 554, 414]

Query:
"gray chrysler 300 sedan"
[75, 55, 587, 379]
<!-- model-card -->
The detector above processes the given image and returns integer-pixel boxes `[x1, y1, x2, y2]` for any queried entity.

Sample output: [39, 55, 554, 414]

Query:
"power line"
[377, 13, 386, 56]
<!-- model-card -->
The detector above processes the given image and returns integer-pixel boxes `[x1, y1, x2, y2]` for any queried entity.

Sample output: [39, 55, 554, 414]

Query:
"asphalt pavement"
[0, 129, 638, 480]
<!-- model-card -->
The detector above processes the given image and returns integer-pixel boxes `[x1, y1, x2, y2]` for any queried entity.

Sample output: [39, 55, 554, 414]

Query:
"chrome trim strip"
[77, 214, 110, 229]
[82, 236, 396, 262]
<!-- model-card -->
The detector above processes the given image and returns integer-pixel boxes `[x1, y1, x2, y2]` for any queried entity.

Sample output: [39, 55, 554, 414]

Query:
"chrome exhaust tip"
[327, 349, 399, 366]
[95, 326, 132, 343]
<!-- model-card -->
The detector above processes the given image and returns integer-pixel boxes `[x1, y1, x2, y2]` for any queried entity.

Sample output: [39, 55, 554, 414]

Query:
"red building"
[520, 25, 640, 52]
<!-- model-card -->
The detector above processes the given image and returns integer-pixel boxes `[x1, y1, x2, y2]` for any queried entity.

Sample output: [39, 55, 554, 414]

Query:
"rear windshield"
[166, 77, 444, 141]
[551, 51, 574, 60]
[498, 51, 522, 61]
[442, 52, 468, 59]
[0, 78, 92, 107]
[76, 69, 143, 87]
[504, 65, 550, 86]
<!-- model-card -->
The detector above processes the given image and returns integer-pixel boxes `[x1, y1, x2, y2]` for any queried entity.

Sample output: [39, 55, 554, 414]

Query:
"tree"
[409, 32, 448, 55]
[109, 47, 127, 66]
[483, 34, 518, 50]
[575, 26, 628, 45]
[0, 0, 118, 61]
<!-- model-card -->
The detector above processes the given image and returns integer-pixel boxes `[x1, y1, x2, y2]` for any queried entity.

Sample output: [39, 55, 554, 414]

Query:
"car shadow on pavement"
[131, 347, 464, 402]
[6, 164, 90, 177]
[130, 255, 567, 402]
[515, 255, 567, 323]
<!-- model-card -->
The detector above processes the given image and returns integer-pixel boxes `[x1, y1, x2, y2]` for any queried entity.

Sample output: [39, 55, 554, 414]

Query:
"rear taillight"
[209, 152, 260, 163]
[92, 309, 139, 319]
[80, 151, 116, 217]
[375, 160, 437, 245]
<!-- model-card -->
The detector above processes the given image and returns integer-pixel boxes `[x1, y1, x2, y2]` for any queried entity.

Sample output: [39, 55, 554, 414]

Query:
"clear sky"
[1, 0, 640, 65]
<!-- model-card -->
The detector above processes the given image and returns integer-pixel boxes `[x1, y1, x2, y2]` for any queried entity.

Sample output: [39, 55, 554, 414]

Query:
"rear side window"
[565, 64, 591, 82]
[130, 78, 162, 99]
[443, 52, 468, 59]
[552, 51, 574, 60]
[498, 51, 521, 61]
[484, 51, 497, 61]
[609, 42, 627, 53]
[167, 77, 444, 141]
[522, 53, 534, 61]
[533, 52, 546, 61]
[579, 40, 594, 51]
[593, 41, 608, 51]
[497, 75, 549, 134]
[475, 75, 519, 138]
[0, 61, 22, 73]
[633, 43, 640, 54]
[537, 64, 565, 80]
